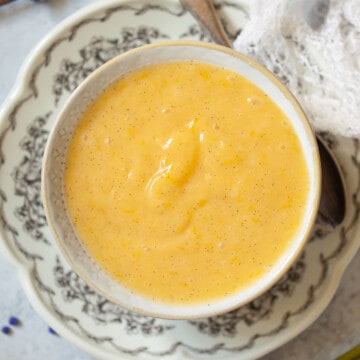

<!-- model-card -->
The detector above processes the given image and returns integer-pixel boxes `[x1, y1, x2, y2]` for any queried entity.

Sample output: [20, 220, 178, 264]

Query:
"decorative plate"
[0, 1, 359, 359]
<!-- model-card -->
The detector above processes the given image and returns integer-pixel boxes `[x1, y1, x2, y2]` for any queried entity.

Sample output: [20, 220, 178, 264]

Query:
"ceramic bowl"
[42, 40, 321, 319]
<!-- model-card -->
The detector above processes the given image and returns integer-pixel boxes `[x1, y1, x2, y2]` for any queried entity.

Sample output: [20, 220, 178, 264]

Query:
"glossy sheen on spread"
[64, 61, 310, 304]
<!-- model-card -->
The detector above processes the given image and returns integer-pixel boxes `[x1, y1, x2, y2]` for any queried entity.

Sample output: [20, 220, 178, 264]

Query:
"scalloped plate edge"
[0, 1, 359, 359]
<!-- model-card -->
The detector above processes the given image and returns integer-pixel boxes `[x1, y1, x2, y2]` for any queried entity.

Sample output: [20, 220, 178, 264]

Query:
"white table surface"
[0, 1, 359, 359]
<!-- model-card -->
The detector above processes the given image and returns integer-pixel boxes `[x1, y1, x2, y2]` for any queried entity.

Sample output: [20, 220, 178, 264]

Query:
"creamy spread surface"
[64, 61, 310, 304]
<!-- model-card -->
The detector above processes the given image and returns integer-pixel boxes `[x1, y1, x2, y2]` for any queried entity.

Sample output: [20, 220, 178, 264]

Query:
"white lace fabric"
[234, 0, 360, 138]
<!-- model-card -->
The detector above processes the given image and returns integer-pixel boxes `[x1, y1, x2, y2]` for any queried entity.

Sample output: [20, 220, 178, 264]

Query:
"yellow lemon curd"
[64, 61, 310, 304]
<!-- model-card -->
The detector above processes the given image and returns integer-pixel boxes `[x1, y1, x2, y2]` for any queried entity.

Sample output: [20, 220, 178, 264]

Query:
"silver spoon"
[180, 0, 346, 230]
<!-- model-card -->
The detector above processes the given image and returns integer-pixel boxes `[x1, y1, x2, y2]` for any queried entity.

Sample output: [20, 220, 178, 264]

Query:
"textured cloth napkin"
[234, 0, 360, 138]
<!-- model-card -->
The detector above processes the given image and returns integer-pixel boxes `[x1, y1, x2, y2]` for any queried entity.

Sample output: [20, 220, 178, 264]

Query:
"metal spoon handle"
[180, 0, 232, 48]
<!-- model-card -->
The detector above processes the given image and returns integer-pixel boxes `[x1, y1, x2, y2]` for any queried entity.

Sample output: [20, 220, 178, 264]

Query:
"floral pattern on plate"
[0, 1, 359, 359]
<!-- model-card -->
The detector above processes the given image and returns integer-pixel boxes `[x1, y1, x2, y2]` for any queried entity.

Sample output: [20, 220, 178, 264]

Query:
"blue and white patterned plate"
[0, 1, 359, 359]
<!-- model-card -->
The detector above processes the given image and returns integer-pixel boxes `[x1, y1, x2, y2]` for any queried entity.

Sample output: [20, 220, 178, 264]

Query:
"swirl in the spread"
[64, 61, 310, 304]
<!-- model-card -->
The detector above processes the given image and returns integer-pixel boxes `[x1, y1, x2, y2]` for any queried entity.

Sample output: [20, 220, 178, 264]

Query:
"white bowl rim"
[41, 40, 321, 320]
